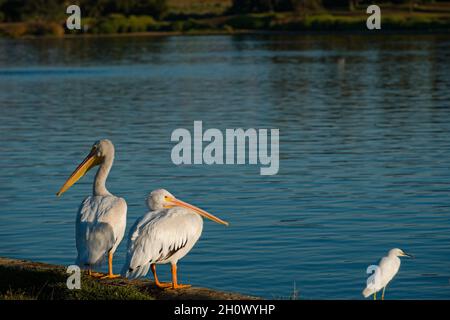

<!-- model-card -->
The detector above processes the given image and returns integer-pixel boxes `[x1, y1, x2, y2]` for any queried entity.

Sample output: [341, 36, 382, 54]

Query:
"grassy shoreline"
[0, 257, 259, 300]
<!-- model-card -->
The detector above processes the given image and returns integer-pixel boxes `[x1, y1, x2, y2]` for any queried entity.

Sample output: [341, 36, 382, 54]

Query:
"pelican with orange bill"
[122, 189, 228, 289]
[57, 139, 127, 279]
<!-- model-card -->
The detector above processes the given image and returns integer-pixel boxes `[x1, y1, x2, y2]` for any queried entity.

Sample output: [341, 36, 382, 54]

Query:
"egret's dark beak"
[403, 252, 414, 258]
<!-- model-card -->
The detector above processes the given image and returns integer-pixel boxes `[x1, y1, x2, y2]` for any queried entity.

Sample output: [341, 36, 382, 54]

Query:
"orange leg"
[170, 263, 191, 289]
[101, 251, 120, 279]
[151, 264, 172, 288]
[88, 267, 104, 278]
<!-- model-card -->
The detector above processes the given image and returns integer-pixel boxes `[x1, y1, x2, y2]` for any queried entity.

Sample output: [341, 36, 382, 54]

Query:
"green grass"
[85, 14, 167, 34]
[167, 0, 232, 15]
[0, 266, 152, 300]
[381, 14, 450, 30]
[240, 11, 450, 32]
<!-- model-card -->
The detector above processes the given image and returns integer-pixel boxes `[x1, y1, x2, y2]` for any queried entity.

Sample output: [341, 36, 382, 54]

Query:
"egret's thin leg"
[382, 287, 386, 300]
[373, 292, 377, 300]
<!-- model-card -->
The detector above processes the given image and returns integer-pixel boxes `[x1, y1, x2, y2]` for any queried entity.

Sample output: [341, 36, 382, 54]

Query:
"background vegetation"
[0, 0, 449, 37]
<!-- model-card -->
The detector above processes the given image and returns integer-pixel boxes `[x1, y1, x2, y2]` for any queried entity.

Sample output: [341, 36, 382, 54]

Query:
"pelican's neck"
[93, 156, 113, 197]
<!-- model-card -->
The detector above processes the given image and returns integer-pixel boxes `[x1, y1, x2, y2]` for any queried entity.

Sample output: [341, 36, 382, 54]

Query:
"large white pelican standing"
[57, 139, 127, 279]
[362, 248, 413, 300]
[122, 189, 228, 289]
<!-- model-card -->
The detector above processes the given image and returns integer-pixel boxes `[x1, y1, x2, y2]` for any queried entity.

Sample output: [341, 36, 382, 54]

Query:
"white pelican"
[362, 248, 413, 300]
[57, 139, 127, 279]
[122, 189, 228, 289]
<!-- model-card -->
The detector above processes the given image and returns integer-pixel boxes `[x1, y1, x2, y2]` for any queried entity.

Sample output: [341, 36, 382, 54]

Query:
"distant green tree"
[291, 0, 322, 12]
[0, 0, 168, 22]
[320, 0, 349, 9]
[349, 0, 358, 10]
[100, 0, 167, 18]
[230, 0, 296, 13]
[78, 0, 112, 17]
[22, 0, 65, 20]
[0, 0, 65, 22]
[0, 0, 5, 21]
[0, 0, 27, 21]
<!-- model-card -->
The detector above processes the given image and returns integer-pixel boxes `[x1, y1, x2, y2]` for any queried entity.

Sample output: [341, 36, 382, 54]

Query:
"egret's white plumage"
[363, 248, 412, 300]
[57, 139, 127, 278]
[122, 189, 228, 289]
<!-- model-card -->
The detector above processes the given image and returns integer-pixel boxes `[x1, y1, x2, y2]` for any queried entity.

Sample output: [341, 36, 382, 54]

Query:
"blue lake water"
[0, 34, 449, 299]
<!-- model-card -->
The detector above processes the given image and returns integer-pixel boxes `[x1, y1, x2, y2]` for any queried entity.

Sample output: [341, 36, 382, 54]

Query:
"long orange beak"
[56, 148, 102, 196]
[166, 197, 229, 226]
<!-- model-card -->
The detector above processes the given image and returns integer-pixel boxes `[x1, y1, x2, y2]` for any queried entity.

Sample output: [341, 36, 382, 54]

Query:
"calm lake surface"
[0, 34, 449, 299]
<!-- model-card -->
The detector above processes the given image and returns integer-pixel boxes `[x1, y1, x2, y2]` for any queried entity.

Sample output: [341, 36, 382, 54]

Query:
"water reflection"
[0, 34, 449, 299]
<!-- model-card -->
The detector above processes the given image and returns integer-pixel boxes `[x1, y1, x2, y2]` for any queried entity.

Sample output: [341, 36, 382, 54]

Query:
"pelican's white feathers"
[122, 207, 203, 279]
[76, 195, 127, 266]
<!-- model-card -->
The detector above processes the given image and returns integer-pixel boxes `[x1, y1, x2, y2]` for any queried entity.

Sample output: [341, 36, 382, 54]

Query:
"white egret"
[122, 189, 228, 289]
[362, 248, 413, 300]
[57, 139, 127, 279]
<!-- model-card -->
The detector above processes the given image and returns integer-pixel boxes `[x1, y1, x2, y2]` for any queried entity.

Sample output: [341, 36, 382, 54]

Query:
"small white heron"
[362, 248, 413, 300]
[57, 139, 127, 279]
[122, 189, 228, 289]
